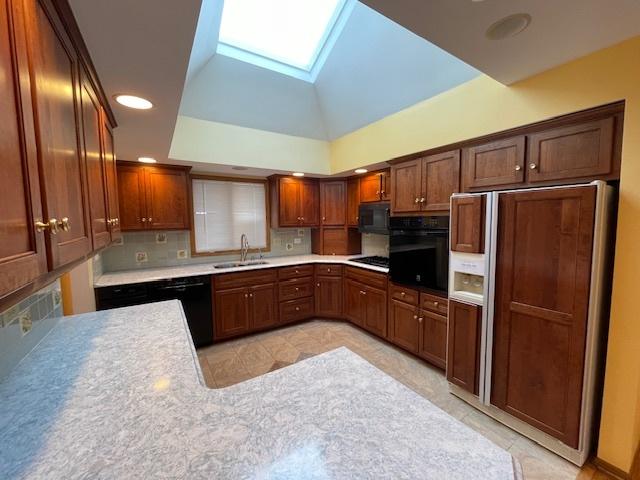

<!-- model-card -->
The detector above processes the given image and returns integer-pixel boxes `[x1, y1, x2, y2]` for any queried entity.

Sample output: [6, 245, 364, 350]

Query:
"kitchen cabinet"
[344, 267, 387, 336]
[344, 278, 365, 326]
[101, 115, 121, 241]
[270, 176, 319, 227]
[311, 227, 361, 255]
[419, 308, 447, 370]
[0, 0, 48, 299]
[490, 185, 596, 448]
[248, 283, 278, 330]
[214, 287, 250, 338]
[462, 137, 525, 191]
[446, 300, 481, 395]
[359, 169, 390, 203]
[347, 177, 360, 226]
[527, 118, 615, 184]
[315, 265, 343, 318]
[388, 298, 420, 353]
[117, 162, 191, 231]
[320, 180, 346, 226]
[278, 265, 314, 324]
[450, 195, 485, 253]
[390, 150, 460, 215]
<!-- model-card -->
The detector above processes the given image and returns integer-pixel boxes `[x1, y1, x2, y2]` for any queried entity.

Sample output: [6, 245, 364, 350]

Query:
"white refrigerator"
[448, 180, 614, 466]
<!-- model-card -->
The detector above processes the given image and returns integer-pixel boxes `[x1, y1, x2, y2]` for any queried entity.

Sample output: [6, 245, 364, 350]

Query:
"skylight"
[218, 0, 349, 79]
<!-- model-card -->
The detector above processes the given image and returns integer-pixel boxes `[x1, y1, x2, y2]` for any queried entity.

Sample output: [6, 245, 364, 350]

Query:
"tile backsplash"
[0, 280, 63, 380]
[362, 233, 389, 257]
[100, 229, 312, 272]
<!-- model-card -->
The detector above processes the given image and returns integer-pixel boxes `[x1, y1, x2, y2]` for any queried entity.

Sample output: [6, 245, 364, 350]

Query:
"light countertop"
[0, 300, 520, 479]
[94, 254, 389, 288]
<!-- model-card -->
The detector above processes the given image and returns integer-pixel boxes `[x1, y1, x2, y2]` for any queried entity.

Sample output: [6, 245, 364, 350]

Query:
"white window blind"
[192, 178, 267, 253]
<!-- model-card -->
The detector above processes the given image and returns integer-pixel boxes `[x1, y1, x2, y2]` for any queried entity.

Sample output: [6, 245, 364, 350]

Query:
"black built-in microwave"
[358, 202, 390, 235]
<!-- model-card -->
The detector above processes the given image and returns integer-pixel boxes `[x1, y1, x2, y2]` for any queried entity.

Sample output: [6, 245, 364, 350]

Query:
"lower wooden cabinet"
[388, 298, 420, 353]
[249, 283, 278, 330]
[213, 282, 278, 339]
[280, 297, 314, 324]
[315, 275, 343, 318]
[343, 272, 387, 337]
[446, 300, 481, 395]
[343, 278, 364, 326]
[419, 310, 447, 369]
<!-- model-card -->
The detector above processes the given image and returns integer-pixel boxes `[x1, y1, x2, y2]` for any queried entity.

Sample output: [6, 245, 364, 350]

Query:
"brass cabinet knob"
[322, 216, 326, 221]
[433, 301, 439, 307]
[413, 314, 418, 320]
[529, 163, 538, 170]
[107, 219, 113, 226]
[418, 317, 424, 323]
[115, 217, 119, 226]
[376, 190, 380, 195]
[141, 218, 147, 223]
[36, 218, 59, 234]
[515, 165, 522, 171]
[249, 293, 253, 298]
[420, 197, 425, 203]
[60, 217, 70, 232]
[295, 306, 300, 311]
[148, 217, 153, 222]
[400, 292, 406, 296]
[300, 217, 304, 221]
[381, 190, 385, 195]
[316, 283, 320, 287]
[295, 287, 299, 291]
[414, 197, 420, 204]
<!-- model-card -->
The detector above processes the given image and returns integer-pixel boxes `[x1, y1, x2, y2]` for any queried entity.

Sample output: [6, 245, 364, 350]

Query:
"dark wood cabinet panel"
[278, 264, 313, 280]
[419, 309, 447, 369]
[450, 195, 484, 253]
[117, 164, 146, 230]
[278, 277, 314, 302]
[389, 283, 419, 306]
[249, 283, 278, 330]
[527, 118, 615, 183]
[359, 172, 382, 203]
[79, 67, 109, 250]
[277, 177, 300, 227]
[144, 166, 190, 230]
[380, 170, 391, 201]
[344, 278, 364, 326]
[29, 0, 92, 269]
[320, 180, 346, 226]
[299, 180, 319, 226]
[462, 136, 525, 190]
[446, 300, 481, 395]
[346, 177, 360, 226]
[388, 299, 420, 353]
[315, 275, 343, 318]
[491, 185, 596, 448]
[216, 268, 278, 289]
[314, 264, 343, 277]
[345, 266, 388, 290]
[0, 0, 48, 298]
[101, 116, 120, 241]
[423, 150, 460, 211]
[270, 176, 319, 228]
[419, 292, 448, 317]
[280, 296, 314, 324]
[214, 287, 250, 339]
[390, 159, 422, 214]
[362, 286, 387, 337]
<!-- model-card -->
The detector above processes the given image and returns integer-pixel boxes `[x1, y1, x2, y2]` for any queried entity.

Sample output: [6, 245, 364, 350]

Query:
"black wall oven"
[389, 215, 449, 294]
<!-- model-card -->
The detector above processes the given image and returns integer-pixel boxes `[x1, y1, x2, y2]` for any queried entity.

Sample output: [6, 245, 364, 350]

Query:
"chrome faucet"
[240, 233, 250, 262]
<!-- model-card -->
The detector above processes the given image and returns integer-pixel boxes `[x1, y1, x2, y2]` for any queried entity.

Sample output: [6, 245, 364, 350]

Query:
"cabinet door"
[390, 160, 422, 214]
[343, 278, 364, 326]
[346, 177, 360, 226]
[117, 164, 146, 230]
[278, 178, 300, 227]
[0, 0, 48, 298]
[380, 170, 391, 201]
[79, 67, 109, 250]
[388, 299, 420, 353]
[419, 309, 447, 369]
[362, 286, 387, 337]
[214, 287, 250, 339]
[315, 275, 343, 318]
[28, 0, 92, 268]
[249, 283, 278, 330]
[299, 180, 319, 226]
[144, 166, 190, 230]
[423, 150, 460, 212]
[491, 186, 596, 448]
[527, 118, 614, 183]
[446, 300, 480, 395]
[450, 195, 484, 253]
[102, 115, 120, 241]
[462, 136, 525, 190]
[320, 180, 346, 226]
[359, 172, 382, 203]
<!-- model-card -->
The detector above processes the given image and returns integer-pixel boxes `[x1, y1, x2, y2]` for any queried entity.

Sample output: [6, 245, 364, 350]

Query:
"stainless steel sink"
[213, 260, 269, 269]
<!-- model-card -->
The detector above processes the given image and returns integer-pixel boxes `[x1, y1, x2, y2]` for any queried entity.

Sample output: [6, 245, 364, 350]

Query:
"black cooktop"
[350, 256, 389, 268]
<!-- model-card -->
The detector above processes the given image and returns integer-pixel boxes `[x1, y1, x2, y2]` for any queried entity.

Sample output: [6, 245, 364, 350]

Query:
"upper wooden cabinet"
[359, 169, 391, 203]
[101, 115, 121, 241]
[320, 180, 346, 226]
[117, 162, 191, 231]
[311, 227, 361, 255]
[390, 150, 460, 215]
[462, 137, 526, 191]
[346, 177, 360, 226]
[450, 195, 485, 253]
[270, 176, 319, 228]
[527, 118, 615, 184]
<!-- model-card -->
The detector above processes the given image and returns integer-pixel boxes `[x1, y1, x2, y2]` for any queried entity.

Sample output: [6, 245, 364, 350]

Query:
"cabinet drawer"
[389, 283, 419, 306]
[280, 297, 314, 323]
[279, 264, 314, 280]
[345, 266, 387, 290]
[279, 277, 314, 302]
[314, 264, 343, 276]
[213, 268, 278, 290]
[420, 292, 448, 316]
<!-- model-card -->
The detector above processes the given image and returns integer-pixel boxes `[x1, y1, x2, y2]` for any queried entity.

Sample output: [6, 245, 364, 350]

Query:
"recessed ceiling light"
[114, 94, 153, 110]
[354, 168, 368, 174]
[292, 172, 305, 177]
[138, 157, 157, 164]
[486, 13, 531, 40]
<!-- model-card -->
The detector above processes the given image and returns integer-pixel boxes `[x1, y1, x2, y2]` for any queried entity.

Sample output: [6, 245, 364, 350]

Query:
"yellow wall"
[331, 36, 640, 473]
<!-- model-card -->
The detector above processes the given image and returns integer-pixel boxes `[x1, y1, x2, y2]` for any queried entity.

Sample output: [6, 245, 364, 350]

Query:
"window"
[192, 177, 268, 254]
[217, 0, 352, 81]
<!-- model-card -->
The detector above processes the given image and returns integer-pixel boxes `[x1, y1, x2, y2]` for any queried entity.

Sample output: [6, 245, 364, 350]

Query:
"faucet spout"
[240, 234, 250, 262]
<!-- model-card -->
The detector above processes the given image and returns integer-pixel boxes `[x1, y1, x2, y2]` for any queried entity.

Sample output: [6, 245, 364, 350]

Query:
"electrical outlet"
[19, 311, 32, 336]
[177, 249, 188, 259]
[52, 290, 61, 308]
[297, 229, 304, 237]
[293, 238, 302, 244]
[155, 233, 167, 244]
[135, 252, 148, 263]
[285, 242, 293, 251]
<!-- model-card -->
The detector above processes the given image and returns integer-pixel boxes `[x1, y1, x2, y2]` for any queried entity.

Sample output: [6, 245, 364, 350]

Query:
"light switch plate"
[293, 238, 302, 244]
[155, 233, 167, 244]
[19, 311, 32, 336]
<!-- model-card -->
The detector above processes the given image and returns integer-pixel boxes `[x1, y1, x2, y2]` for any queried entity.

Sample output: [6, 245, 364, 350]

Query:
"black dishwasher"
[96, 275, 213, 348]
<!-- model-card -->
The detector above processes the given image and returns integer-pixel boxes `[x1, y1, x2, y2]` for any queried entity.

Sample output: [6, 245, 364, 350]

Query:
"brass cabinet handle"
[359, 290, 367, 295]
[141, 218, 147, 223]
[414, 197, 420, 204]
[529, 163, 538, 170]
[400, 292, 406, 296]
[514, 165, 522, 171]
[433, 301, 439, 307]
[376, 190, 380, 195]
[148, 217, 153, 222]
[244, 293, 249, 298]
[322, 216, 326, 221]
[413, 314, 418, 320]
[60, 217, 70, 232]
[249, 293, 253, 298]
[327, 268, 331, 272]
[418, 317, 424, 323]
[316, 283, 320, 287]
[107, 219, 113, 226]
[295, 287, 299, 291]
[300, 217, 304, 221]
[420, 197, 425, 203]
[295, 306, 300, 311]
[35, 218, 59, 234]
[115, 217, 119, 226]
[381, 190, 385, 195]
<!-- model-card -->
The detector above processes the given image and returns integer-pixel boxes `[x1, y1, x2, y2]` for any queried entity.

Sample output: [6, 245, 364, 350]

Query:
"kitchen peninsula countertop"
[0, 301, 520, 479]
[94, 254, 389, 288]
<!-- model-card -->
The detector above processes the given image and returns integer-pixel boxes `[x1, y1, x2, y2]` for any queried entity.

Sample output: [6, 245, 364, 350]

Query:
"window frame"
[189, 174, 271, 257]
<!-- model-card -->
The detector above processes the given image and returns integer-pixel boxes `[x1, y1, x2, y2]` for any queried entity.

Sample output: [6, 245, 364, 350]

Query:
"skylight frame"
[216, 0, 355, 83]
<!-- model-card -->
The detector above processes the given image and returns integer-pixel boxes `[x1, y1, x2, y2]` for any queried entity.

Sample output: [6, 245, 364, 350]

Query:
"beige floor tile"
[208, 355, 247, 378]
[460, 409, 520, 450]
[508, 436, 580, 480]
[236, 342, 273, 367]
[263, 341, 300, 363]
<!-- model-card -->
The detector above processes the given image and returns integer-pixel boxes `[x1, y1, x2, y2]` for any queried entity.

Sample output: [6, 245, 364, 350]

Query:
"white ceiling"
[360, 0, 640, 85]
